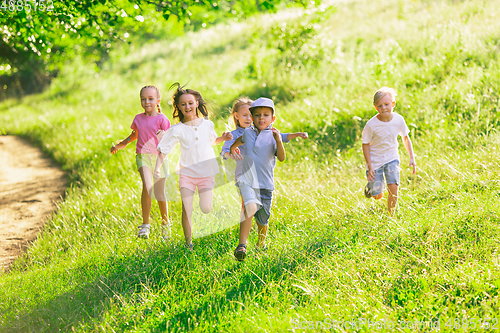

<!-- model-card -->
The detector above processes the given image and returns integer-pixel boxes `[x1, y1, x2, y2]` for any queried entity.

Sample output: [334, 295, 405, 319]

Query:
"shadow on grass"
[0, 226, 342, 332]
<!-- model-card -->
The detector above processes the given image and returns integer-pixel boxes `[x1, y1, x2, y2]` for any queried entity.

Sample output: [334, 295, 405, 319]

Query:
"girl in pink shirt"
[110, 85, 171, 239]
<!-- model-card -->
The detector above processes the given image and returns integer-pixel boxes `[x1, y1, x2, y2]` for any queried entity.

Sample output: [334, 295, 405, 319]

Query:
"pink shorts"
[179, 174, 215, 192]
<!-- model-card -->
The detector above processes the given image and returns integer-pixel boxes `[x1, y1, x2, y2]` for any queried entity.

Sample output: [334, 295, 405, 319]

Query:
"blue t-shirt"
[238, 125, 283, 190]
[221, 126, 289, 183]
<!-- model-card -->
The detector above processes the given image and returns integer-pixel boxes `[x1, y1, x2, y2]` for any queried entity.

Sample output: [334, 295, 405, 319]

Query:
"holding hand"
[298, 132, 308, 139]
[228, 147, 243, 161]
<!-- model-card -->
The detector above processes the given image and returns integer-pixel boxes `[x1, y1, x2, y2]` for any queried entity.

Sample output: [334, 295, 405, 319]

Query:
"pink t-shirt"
[131, 113, 171, 155]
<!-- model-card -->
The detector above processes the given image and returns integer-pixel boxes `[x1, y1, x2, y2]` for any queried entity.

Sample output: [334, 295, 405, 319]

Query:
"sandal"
[137, 224, 150, 239]
[234, 243, 247, 261]
[185, 242, 194, 251]
[364, 185, 372, 198]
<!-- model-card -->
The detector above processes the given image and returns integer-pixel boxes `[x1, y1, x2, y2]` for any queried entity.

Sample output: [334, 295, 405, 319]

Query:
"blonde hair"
[231, 96, 253, 129]
[140, 85, 162, 113]
[373, 87, 397, 105]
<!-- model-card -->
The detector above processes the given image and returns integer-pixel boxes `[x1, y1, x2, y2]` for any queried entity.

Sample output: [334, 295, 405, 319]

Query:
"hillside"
[1, 0, 500, 331]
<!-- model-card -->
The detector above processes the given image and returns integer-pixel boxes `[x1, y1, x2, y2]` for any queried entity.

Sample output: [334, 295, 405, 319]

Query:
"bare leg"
[198, 188, 213, 214]
[387, 183, 398, 216]
[139, 167, 154, 225]
[154, 177, 169, 225]
[373, 193, 383, 200]
[238, 203, 257, 245]
[180, 187, 195, 245]
[257, 223, 268, 248]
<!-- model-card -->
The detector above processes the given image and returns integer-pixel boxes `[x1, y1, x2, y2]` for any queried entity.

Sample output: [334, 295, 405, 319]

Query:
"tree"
[0, 0, 311, 98]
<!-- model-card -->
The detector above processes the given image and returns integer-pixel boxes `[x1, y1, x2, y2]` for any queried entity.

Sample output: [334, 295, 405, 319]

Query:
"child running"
[110, 85, 171, 239]
[221, 96, 308, 182]
[154, 83, 232, 250]
[229, 97, 288, 261]
[362, 87, 416, 215]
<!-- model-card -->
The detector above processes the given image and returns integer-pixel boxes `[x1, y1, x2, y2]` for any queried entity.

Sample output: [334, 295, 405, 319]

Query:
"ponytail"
[169, 82, 210, 122]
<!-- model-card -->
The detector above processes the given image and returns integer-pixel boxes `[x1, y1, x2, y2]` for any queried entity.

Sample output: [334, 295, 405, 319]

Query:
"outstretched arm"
[110, 130, 137, 154]
[403, 135, 416, 174]
[362, 143, 375, 181]
[214, 131, 233, 145]
[286, 132, 308, 140]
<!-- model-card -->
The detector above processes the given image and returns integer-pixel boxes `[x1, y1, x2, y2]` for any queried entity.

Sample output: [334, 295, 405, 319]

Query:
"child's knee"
[200, 202, 212, 214]
[154, 188, 166, 201]
[374, 193, 383, 200]
[245, 203, 258, 217]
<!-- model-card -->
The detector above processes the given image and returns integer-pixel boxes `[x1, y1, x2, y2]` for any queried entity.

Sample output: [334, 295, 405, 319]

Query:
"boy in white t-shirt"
[362, 87, 416, 215]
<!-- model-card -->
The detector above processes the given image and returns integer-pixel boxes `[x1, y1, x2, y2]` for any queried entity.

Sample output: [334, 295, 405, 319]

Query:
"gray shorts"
[366, 159, 400, 196]
[237, 183, 273, 226]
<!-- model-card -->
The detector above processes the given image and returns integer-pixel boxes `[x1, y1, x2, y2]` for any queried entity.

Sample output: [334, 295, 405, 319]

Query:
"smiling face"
[234, 105, 253, 128]
[251, 107, 275, 131]
[140, 87, 160, 115]
[374, 93, 395, 121]
[177, 93, 199, 122]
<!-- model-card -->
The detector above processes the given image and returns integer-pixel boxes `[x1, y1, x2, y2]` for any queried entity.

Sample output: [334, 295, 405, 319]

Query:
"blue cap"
[249, 97, 275, 113]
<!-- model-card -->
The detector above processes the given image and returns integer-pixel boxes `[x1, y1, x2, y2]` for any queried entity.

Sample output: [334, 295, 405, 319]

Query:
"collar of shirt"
[250, 125, 274, 154]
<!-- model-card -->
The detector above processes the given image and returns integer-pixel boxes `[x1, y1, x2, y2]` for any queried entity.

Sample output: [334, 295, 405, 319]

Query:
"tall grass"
[1, 0, 500, 331]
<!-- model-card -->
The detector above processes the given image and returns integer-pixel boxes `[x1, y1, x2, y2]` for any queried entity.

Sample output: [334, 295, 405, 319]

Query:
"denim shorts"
[136, 153, 168, 178]
[366, 159, 400, 196]
[237, 183, 273, 226]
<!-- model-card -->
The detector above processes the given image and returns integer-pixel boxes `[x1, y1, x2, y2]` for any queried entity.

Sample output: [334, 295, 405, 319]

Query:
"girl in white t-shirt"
[154, 83, 232, 249]
[110, 85, 171, 239]
[362, 87, 416, 215]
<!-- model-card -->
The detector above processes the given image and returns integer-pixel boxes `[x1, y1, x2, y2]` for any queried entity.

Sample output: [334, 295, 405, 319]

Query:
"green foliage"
[0, 0, 311, 98]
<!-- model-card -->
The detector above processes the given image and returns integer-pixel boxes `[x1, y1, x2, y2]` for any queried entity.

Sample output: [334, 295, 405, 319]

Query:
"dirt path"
[0, 136, 68, 271]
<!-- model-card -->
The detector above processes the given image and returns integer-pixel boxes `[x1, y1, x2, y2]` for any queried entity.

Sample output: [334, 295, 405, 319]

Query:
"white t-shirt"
[362, 113, 410, 170]
[157, 118, 219, 178]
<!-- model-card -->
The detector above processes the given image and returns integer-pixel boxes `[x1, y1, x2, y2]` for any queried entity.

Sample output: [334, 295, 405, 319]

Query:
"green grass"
[2, 0, 500, 331]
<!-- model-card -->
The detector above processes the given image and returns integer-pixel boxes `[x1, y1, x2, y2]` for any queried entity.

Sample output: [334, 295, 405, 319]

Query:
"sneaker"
[161, 223, 172, 240]
[137, 224, 150, 239]
[364, 185, 372, 198]
[234, 244, 247, 261]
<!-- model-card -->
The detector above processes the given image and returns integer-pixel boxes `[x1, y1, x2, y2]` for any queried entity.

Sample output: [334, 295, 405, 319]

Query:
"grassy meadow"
[1, 0, 500, 331]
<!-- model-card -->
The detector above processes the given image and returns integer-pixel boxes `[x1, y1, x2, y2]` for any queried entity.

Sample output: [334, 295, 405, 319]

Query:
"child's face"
[252, 107, 275, 131]
[178, 93, 199, 120]
[140, 88, 160, 114]
[235, 105, 253, 128]
[374, 94, 395, 118]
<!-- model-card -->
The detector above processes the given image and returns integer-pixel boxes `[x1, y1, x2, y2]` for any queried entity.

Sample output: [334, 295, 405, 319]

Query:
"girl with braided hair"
[110, 85, 171, 239]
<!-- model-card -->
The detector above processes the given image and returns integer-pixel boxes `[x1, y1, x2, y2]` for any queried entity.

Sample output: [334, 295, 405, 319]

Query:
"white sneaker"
[138, 224, 150, 239]
[161, 223, 172, 240]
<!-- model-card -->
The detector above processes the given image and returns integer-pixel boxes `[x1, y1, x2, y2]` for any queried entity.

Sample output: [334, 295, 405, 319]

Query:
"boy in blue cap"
[230, 97, 286, 261]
